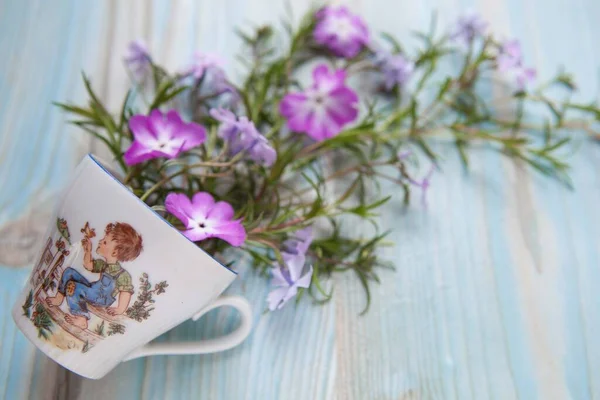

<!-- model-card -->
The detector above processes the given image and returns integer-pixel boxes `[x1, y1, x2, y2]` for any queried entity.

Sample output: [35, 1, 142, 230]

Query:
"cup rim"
[87, 153, 237, 276]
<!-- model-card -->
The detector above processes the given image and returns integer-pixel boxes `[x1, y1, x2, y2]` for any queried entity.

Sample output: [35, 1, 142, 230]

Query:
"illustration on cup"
[21, 218, 168, 352]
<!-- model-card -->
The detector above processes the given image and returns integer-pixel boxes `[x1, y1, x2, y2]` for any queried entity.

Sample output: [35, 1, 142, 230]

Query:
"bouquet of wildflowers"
[58, 6, 597, 312]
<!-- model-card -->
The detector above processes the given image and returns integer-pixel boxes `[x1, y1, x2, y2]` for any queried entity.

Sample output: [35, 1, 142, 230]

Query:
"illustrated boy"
[46, 222, 143, 330]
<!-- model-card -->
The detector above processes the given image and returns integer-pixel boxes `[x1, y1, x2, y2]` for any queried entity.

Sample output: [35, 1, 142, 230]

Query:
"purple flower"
[451, 11, 487, 45]
[495, 39, 536, 90]
[210, 108, 276, 167]
[125, 40, 152, 78]
[279, 64, 359, 141]
[124, 110, 207, 165]
[497, 39, 523, 72]
[184, 53, 226, 81]
[180, 54, 239, 112]
[313, 6, 369, 58]
[515, 66, 537, 90]
[376, 51, 415, 90]
[165, 192, 246, 246]
[281, 227, 313, 256]
[407, 165, 435, 206]
[267, 253, 313, 311]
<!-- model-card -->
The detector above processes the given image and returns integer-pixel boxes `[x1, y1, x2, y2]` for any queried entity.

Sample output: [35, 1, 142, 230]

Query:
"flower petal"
[176, 122, 207, 152]
[210, 219, 246, 247]
[284, 253, 306, 283]
[190, 192, 216, 220]
[305, 109, 339, 141]
[313, 64, 346, 91]
[207, 201, 235, 221]
[280, 93, 315, 134]
[294, 265, 313, 289]
[210, 108, 237, 124]
[165, 109, 183, 126]
[165, 193, 195, 225]
[129, 115, 156, 143]
[328, 87, 359, 124]
[182, 227, 211, 242]
[250, 141, 277, 167]
[267, 287, 292, 311]
[148, 109, 173, 141]
[271, 266, 290, 288]
[123, 141, 159, 165]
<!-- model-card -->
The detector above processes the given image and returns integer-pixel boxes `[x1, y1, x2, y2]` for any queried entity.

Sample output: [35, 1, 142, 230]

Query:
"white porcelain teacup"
[12, 154, 252, 379]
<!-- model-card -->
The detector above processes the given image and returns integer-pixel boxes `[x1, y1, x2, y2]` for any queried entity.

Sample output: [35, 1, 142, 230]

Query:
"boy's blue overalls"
[58, 267, 126, 319]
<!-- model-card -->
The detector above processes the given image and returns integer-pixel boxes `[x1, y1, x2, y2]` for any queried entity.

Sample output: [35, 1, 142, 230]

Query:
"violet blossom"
[267, 253, 313, 311]
[407, 165, 435, 206]
[125, 40, 152, 79]
[375, 51, 415, 90]
[210, 108, 276, 167]
[281, 227, 313, 256]
[124, 109, 207, 165]
[497, 39, 522, 72]
[181, 52, 239, 111]
[496, 39, 537, 90]
[279, 64, 359, 141]
[451, 11, 487, 45]
[313, 6, 369, 58]
[184, 52, 226, 83]
[514, 66, 537, 90]
[267, 227, 313, 310]
[165, 192, 246, 246]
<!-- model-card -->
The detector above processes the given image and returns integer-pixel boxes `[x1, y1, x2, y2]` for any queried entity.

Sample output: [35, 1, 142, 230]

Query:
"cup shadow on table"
[34, 306, 242, 399]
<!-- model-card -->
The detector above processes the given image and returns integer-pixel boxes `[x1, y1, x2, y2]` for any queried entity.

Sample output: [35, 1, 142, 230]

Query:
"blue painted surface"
[0, 0, 599, 398]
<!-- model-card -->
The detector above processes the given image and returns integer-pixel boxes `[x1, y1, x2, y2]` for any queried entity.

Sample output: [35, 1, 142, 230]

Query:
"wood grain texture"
[1, 0, 599, 399]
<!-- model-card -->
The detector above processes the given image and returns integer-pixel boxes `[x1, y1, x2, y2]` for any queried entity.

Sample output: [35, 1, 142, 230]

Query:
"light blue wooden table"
[1, 0, 599, 399]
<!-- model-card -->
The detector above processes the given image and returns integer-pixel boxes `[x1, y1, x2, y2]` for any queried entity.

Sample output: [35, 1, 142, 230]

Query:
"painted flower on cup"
[165, 192, 246, 247]
[125, 40, 152, 79]
[210, 108, 276, 167]
[267, 253, 313, 311]
[375, 51, 415, 90]
[451, 11, 487, 45]
[313, 6, 369, 58]
[279, 64, 359, 141]
[124, 110, 207, 165]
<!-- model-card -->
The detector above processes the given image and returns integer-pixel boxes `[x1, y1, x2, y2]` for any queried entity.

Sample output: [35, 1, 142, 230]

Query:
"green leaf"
[344, 196, 391, 218]
[53, 102, 97, 121]
[436, 77, 453, 100]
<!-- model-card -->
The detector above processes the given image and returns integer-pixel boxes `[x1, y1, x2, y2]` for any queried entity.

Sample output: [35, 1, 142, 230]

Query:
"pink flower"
[313, 6, 369, 58]
[165, 192, 246, 247]
[279, 64, 359, 141]
[267, 253, 313, 311]
[124, 110, 207, 165]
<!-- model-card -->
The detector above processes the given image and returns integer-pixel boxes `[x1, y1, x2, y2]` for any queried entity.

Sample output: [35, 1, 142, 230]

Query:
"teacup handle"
[124, 295, 252, 361]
